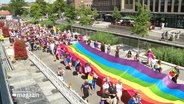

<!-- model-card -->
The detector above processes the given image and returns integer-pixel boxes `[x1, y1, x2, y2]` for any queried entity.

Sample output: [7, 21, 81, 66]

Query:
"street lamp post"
[17, 15, 21, 36]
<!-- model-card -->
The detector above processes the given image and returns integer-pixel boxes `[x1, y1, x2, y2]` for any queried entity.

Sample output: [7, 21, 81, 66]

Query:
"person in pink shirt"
[147, 49, 154, 67]
[56, 45, 62, 60]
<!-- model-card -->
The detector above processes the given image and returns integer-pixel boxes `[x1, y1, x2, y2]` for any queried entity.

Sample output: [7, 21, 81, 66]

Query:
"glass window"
[150, 0, 153, 11]
[161, 0, 165, 12]
[155, 0, 159, 12]
[174, 0, 179, 12]
[181, 0, 184, 12]
[168, 0, 172, 12]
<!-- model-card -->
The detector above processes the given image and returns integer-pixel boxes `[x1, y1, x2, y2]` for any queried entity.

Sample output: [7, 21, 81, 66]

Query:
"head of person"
[104, 89, 109, 94]
[118, 79, 122, 84]
[175, 66, 179, 70]
[112, 83, 116, 88]
[105, 77, 110, 82]
[157, 60, 161, 64]
[84, 79, 88, 84]
[148, 49, 152, 52]
[134, 92, 140, 98]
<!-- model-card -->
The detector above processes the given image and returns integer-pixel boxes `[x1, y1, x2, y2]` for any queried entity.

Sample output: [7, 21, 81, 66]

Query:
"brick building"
[67, 0, 93, 9]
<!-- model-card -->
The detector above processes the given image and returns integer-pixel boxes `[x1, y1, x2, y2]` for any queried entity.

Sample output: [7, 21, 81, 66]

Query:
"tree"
[78, 2, 93, 26]
[91, 8, 99, 21]
[53, 0, 66, 18]
[30, 3, 42, 19]
[130, 2, 151, 37]
[48, 14, 57, 23]
[9, 0, 27, 16]
[65, 3, 76, 24]
[46, 4, 53, 16]
[129, 2, 151, 54]
[0, 6, 11, 11]
[112, 7, 121, 23]
[36, 0, 47, 15]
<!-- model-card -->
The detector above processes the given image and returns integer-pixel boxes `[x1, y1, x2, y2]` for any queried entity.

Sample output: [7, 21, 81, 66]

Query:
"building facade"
[93, 0, 184, 28]
[67, 0, 93, 9]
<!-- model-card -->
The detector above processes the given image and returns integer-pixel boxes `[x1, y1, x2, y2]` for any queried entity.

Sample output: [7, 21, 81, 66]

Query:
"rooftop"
[0, 10, 11, 15]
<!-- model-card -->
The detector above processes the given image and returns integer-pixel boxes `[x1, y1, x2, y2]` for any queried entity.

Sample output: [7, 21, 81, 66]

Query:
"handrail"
[28, 51, 87, 104]
[0, 42, 14, 104]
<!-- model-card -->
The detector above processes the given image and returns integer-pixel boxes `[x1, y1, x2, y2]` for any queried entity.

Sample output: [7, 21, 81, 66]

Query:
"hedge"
[152, 47, 184, 66]
[40, 20, 54, 28]
[29, 18, 39, 24]
[14, 40, 28, 60]
[0, 22, 4, 27]
[89, 32, 119, 45]
[2, 27, 10, 37]
[58, 24, 71, 31]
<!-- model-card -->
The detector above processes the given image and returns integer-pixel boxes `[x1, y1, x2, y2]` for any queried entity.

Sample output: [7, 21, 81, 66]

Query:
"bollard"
[68, 82, 72, 88]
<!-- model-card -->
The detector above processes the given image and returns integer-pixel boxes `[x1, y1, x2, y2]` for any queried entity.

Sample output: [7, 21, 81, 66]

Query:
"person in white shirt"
[102, 77, 111, 92]
[116, 79, 123, 104]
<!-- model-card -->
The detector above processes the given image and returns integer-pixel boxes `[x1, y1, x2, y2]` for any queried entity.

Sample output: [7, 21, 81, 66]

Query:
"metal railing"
[28, 51, 87, 104]
[0, 42, 13, 104]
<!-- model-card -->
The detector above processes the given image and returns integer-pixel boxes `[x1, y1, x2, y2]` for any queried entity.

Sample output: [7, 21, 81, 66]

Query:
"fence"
[28, 51, 87, 104]
[0, 42, 13, 104]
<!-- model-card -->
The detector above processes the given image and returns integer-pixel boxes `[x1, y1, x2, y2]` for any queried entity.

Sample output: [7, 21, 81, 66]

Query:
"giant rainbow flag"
[64, 41, 184, 104]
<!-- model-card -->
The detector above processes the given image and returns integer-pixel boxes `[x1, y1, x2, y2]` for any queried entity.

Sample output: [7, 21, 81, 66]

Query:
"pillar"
[142, 0, 145, 7]
[158, 0, 161, 12]
[164, 0, 168, 12]
[133, 0, 135, 11]
[178, 0, 182, 12]
[153, 0, 156, 12]
[171, 0, 175, 12]
[121, 0, 125, 11]
[147, 0, 150, 10]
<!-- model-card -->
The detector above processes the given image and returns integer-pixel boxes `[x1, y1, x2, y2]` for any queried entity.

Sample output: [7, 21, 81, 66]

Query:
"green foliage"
[28, 18, 39, 24]
[152, 47, 184, 66]
[40, 20, 54, 28]
[0, 6, 11, 11]
[53, 0, 66, 18]
[112, 7, 121, 22]
[30, 3, 42, 19]
[129, 2, 151, 37]
[48, 14, 57, 23]
[36, 0, 47, 15]
[78, 2, 93, 26]
[9, 0, 27, 16]
[169, 36, 174, 41]
[160, 18, 165, 22]
[58, 24, 71, 31]
[46, 4, 53, 16]
[22, 8, 29, 18]
[89, 32, 119, 45]
[91, 8, 99, 20]
[65, 3, 76, 24]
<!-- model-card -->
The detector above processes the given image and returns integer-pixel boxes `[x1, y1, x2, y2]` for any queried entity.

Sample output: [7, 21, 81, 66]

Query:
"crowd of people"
[5, 19, 181, 104]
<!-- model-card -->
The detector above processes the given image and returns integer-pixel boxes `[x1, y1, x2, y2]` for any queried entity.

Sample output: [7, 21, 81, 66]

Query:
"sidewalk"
[2, 39, 69, 104]
[72, 23, 184, 46]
